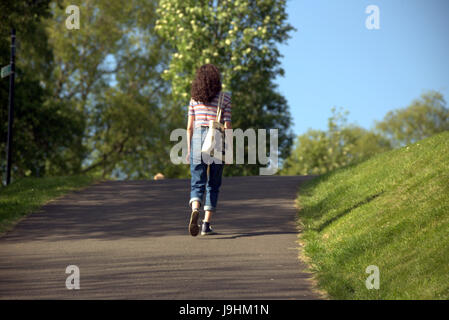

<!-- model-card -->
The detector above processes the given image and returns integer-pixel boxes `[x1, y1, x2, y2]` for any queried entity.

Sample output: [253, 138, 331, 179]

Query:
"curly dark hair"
[190, 64, 222, 103]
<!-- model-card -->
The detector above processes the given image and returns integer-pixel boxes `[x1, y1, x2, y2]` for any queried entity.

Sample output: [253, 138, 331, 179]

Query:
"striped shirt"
[188, 91, 232, 128]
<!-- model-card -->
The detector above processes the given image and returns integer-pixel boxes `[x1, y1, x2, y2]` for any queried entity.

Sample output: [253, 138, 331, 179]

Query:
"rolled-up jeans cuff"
[204, 205, 216, 212]
[189, 197, 202, 208]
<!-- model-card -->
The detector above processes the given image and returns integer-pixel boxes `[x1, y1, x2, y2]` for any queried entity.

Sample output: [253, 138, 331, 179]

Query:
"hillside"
[297, 131, 449, 299]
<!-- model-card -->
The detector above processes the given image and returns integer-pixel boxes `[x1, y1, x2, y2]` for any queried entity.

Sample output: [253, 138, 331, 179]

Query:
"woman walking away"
[186, 64, 232, 237]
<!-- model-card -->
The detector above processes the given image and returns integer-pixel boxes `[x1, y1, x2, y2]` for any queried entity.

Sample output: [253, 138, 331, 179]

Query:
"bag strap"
[216, 92, 224, 123]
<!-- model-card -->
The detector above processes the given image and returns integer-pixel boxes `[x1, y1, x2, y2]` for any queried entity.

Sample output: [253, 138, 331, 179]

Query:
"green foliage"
[297, 131, 449, 299]
[43, 0, 180, 179]
[155, 0, 292, 100]
[4, 1, 445, 181]
[282, 108, 391, 175]
[283, 90, 448, 176]
[375, 90, 449, 147]
[0, 0, 51, 33]
[155, 0, 295, 175]
[1, 0, 84, 181]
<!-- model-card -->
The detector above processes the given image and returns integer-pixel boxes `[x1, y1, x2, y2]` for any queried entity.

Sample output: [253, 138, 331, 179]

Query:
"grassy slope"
[0, 175, 96, 234]
[297, 131, 449, 299]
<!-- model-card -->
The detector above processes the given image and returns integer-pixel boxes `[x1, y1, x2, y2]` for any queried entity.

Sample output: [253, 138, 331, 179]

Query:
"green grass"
[297, 131, 449, 299]
[0, 175, 97, 234]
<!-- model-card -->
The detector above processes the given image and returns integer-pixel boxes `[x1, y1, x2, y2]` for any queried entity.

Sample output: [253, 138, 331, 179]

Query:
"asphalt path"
[0, 176, 322, 299]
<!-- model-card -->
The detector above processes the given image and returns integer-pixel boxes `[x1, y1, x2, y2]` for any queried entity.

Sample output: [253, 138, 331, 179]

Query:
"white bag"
[201, 92, 226, 162]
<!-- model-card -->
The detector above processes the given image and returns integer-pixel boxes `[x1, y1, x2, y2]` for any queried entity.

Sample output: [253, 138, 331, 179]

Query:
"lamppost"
[1, 28, 16, 185]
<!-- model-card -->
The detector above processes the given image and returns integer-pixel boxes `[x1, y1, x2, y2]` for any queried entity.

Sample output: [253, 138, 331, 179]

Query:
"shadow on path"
[0, 175, 322, 299]
[1, 176, 315, 242]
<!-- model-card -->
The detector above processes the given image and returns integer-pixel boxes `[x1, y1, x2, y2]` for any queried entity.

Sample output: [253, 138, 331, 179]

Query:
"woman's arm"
[186, 115, 195, 162]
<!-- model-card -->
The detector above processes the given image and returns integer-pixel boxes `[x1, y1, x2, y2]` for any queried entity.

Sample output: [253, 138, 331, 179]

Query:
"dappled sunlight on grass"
[0, 176, 96, 234]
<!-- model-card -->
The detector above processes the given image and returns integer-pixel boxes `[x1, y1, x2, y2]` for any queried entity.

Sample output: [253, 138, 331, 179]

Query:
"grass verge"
[297, 131, 449, 299]
[0, 175, 97, 234]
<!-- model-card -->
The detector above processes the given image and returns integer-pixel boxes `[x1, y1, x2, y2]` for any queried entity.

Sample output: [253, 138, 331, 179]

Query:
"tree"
[155, 0, 294, 175]
[375, 90, 449, 147]
[45, 0, 175, 179]
[282, 108, 391, 176]
[1, 0, 84, 181]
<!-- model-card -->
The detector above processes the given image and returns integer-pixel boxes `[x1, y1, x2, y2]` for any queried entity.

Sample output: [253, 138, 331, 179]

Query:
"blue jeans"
[189, 127, 224, 212]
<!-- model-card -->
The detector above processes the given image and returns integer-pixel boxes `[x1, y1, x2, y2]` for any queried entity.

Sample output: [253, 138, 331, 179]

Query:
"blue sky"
[276, 0, 449, 136]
